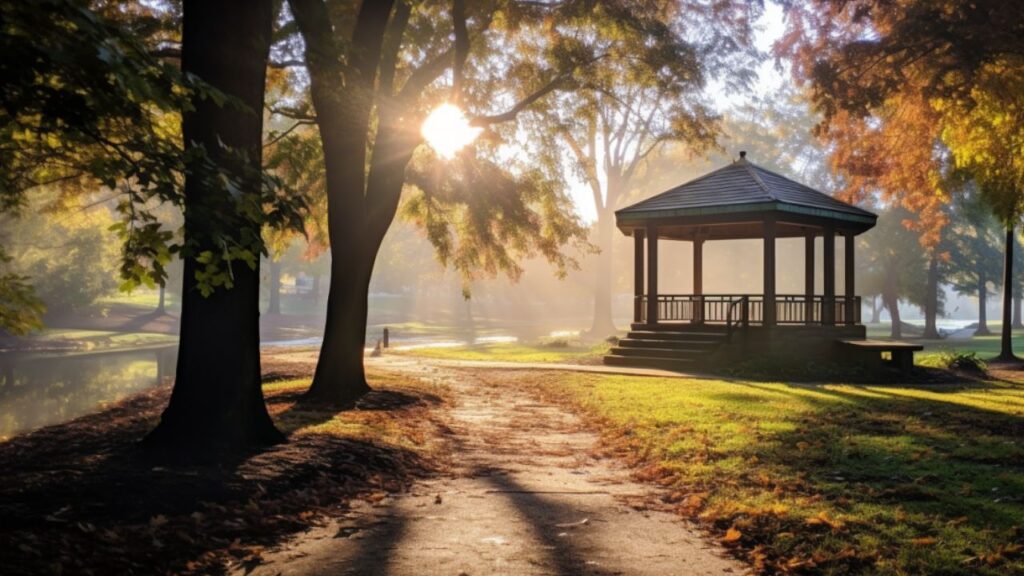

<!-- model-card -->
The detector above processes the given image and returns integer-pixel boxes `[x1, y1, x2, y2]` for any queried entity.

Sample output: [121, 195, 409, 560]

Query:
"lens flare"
[421, 103, 482, 159]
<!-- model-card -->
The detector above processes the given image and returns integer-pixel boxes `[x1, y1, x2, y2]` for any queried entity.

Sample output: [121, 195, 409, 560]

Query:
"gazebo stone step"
[627, 330, 726, 342]
[630, 323, 729, 332]
[618, 338, 720, 350]
[609, 346, 704, 359]
[603, 354, 696, 371]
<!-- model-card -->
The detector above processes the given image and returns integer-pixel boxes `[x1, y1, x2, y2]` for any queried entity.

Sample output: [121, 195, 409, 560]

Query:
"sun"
[421, 103, 482, 159]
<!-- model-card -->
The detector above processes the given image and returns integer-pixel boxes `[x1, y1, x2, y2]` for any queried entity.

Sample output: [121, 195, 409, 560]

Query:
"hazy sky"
[569, 2, 788, 223]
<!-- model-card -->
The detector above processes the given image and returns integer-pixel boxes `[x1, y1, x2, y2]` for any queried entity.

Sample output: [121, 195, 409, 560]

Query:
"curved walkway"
[245, 357, 741, 576]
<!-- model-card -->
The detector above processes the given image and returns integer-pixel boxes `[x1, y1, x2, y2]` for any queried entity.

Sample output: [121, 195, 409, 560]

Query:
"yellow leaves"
[721, 526, 743, 544]
[805, 511, 845, 533]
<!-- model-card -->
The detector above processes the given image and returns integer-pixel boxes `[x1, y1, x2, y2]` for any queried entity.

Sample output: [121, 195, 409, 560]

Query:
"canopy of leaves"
[0, 0, 307, 330]
[780, 0, 1024, 248]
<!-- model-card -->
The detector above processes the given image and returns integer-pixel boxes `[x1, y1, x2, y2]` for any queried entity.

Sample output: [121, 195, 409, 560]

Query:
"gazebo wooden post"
[844, 231, 856, 325]
[633, 229, 645, 323]
[693, 238, 704, 324]
[823, 226, 836, 325]
[646, 224, 659, 325]
[805, 231, 815, 325]
[764, 217, 777, 327]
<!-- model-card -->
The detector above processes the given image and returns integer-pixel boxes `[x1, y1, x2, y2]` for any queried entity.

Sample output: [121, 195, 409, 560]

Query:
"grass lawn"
[395, 340, 612, 364]
[518, 370, 1024, 575]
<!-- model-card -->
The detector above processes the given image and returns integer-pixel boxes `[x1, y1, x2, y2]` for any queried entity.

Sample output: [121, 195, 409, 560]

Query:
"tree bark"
[870, 295, 881, 323]
[587, 207, 617, 338]
[923, 254, 940, 339]
[268, 259, 282, 315]
[883, 262, 901, 338]
[997, 223, 1018, 360]
[884, 290, 901, 339]
[156, 284, 166, 315]
[144, 0, 282, 455]
[1015, 293, 1023, 329]
[289, 0, 397, 406]
[976, 271, 991, 336]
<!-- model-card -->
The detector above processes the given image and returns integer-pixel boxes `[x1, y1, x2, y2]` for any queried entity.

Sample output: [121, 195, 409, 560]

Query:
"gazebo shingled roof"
[616, 154, 876, 240]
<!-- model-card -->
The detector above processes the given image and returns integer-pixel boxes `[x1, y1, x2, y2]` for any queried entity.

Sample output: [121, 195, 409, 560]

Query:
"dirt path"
[246, 356, 743, 576]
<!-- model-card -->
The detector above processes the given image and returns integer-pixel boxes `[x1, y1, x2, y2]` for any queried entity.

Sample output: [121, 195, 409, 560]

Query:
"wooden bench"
[837, 340, 924, 375]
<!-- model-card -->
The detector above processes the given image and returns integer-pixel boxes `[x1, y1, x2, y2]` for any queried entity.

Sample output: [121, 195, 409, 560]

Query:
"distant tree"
[857, 207, 929, 338]
[0, 199, 121, 315]
[945, 192, 1003, 336]
[528, 4, 756, 337]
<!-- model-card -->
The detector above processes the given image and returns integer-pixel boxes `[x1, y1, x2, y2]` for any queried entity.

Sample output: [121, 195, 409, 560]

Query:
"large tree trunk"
[144, 0, 281, 455]
[870, 295, 881, 323]
[923, 254, 940, 339]
[305, 244, 375, 405]
[268, 259, 282, 315]
[976, 271, 991, 336]
[289, 0, 397, 407]
[587, 208, 617, 338]
[998, 223, 1018, 360]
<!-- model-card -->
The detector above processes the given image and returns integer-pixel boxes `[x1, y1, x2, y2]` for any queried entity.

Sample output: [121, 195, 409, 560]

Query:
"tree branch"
[397, 47, 455, 101]
[452, 0, 469, 104]
[470, 74, 569, 126]
[269, 58, 306, 69]
[267, 105, 316, 122]
[263, 120, 315, 149]
[379, 1, 411, 96]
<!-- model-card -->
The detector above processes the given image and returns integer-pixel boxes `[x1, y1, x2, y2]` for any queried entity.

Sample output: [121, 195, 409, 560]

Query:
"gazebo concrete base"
[605, 323, 868, 371]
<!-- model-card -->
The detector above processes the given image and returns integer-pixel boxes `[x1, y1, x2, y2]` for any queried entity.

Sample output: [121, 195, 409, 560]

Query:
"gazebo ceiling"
[616, 154, 877, 238]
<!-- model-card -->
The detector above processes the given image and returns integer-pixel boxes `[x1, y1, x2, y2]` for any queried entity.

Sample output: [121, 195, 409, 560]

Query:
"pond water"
[0, 346, 176, 439]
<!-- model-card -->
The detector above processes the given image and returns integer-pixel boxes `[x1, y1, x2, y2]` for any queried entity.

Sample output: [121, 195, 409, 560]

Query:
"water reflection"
[0, 346, 176, 439]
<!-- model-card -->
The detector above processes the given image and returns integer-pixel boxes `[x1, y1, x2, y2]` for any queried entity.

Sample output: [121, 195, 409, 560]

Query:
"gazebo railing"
[636, 294, 861, 326]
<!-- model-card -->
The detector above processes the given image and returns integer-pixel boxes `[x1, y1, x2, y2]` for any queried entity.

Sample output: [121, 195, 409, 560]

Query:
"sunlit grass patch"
[394, 341, 610, 364]
[263, 369, 449, 454]
[518, 371, 1024, 574]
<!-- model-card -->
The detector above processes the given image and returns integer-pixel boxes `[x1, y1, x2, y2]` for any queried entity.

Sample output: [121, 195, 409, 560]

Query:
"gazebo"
[605, 152, 878, 369]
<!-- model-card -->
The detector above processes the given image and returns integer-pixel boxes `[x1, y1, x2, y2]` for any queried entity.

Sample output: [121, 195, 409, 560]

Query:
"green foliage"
[0, 248, 44, 335]
[403, 150, 591, 288]
[0, 0, 307, 330]
[856, 206, 929, 307]
[944, 190, 1003, 300]
[935, 350, 987, 374]
[0, 199, 122, 316]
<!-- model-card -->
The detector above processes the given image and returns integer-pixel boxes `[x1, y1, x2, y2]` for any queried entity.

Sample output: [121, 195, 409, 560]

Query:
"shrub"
[539, 337, 571, 348]
[938, 350, 987, 373]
